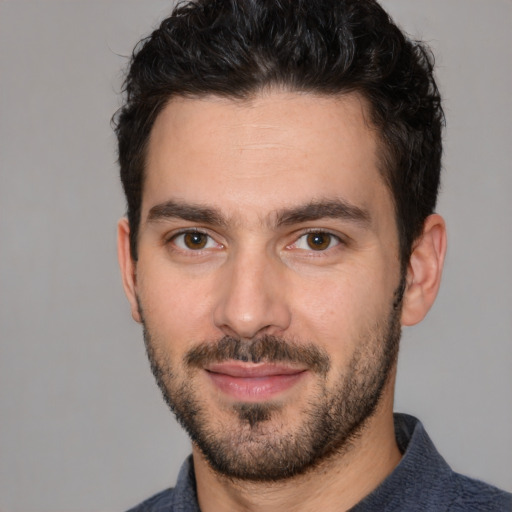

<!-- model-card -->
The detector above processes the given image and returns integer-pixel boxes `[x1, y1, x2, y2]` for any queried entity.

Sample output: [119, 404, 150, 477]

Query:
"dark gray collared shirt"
[127, 414, 512, 511]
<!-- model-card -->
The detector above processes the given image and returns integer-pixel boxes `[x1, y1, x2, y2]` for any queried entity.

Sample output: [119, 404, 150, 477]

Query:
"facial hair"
[140, 285, 402, 482]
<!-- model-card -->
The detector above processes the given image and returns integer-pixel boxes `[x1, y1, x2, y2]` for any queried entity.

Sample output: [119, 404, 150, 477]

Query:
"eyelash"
[288, 229, 343, 252]
[166, 229, 222, 253]
[164, 228, 345, 255]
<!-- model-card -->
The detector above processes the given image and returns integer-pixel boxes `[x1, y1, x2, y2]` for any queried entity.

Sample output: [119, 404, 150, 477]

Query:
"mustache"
[184, 335, 330, 376]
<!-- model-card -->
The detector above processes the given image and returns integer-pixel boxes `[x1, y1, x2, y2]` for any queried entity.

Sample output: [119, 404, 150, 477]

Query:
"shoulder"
[395, 414, 512, 511]
[397, 414, 512, 511]
[125, 456, 200, 512]
[352, 415, 512, 512]
[125, 487, 175, 512]
[446, 472, 512, 512]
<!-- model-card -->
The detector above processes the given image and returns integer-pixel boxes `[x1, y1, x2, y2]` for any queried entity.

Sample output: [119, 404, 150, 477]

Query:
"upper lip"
[205, 362, 307, 378]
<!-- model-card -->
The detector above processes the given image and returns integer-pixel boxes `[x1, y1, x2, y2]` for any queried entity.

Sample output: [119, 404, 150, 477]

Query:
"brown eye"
[183, 232, 208, 249]
[306, 232, 332, 250]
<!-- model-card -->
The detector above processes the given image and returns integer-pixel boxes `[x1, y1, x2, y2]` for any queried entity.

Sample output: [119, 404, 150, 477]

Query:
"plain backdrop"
[0, 1, 511, 511]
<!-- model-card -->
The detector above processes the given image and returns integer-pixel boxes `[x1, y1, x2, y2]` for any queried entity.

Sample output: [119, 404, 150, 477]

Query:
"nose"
[213, 248, 292, 339]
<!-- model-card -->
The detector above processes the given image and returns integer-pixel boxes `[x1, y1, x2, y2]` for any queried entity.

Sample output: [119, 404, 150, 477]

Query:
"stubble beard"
[140, 287, 402, 482]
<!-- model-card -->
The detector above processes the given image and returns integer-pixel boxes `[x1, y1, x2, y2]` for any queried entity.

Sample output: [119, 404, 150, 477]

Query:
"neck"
[193, 388, 401, 512]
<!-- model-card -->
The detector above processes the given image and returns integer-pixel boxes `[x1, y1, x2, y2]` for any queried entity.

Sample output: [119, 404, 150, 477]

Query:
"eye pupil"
[184, 232, 207, 249]
[307, 233, 330, 250]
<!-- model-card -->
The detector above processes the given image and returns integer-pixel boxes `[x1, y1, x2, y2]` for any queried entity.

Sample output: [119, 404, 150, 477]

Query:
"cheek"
[136, 262, 218, 343]
[289, 268, 392, 354]
[290, 272, 354, 331]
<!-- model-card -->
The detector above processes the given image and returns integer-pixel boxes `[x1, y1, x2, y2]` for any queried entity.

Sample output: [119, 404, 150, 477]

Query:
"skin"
[118, 90, 446, 511]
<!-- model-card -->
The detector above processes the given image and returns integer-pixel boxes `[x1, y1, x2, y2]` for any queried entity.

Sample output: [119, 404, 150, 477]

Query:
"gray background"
[0, 0, 511, 510]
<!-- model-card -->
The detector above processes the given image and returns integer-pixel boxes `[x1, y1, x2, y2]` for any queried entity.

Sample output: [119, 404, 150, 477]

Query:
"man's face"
[127, 91, 404, 480]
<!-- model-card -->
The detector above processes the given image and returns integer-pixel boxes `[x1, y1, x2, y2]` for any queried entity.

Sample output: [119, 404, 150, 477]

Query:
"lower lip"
[207, 371, 307, 401]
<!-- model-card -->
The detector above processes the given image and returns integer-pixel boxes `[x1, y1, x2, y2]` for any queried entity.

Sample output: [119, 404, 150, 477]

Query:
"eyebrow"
[146, 198, 371, 229]
[275, 199, 371, 227]
[147, 200, 228, 227]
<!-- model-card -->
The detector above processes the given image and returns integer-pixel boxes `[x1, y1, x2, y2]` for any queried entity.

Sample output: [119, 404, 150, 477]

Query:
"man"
[114, 0, 512, 510]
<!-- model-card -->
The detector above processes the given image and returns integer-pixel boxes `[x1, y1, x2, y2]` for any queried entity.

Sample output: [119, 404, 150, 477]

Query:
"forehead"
[143, 90, 391, 223]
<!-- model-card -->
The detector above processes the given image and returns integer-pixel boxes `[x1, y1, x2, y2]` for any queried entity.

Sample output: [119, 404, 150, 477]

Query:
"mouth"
[205, 362, 308, 401]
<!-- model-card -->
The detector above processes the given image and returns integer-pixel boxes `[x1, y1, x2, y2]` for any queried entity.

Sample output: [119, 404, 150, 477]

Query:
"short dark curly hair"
[114, 0, 444, 264]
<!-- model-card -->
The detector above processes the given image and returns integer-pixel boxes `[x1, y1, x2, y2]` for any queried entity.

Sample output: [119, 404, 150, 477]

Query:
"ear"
[117, 218, 142, 323]
[401, 214, 447, 326]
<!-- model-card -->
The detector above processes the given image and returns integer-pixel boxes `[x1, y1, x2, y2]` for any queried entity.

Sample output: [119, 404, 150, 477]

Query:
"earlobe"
[117, 218, 142, 323]
[401, 214, 447, 326]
